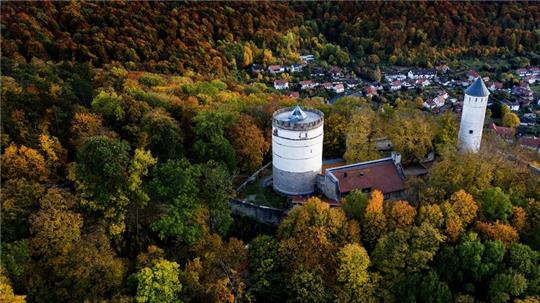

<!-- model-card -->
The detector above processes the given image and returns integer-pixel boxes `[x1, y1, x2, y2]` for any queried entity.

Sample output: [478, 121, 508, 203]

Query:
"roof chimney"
[391, 152, 401, 165]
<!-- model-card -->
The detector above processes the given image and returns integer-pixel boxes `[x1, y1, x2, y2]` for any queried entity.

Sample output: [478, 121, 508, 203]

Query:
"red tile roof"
[519, 136, 540, 149]
[334, 83, 344, 90]
[322, 82, 332, 89]
[299, 80, 315, 86]
[287, 91, 300, 98]
[268, 65, 283, 71]
[328, 159, 405, 194]
[365, 85, 378, 96]
[274, 79, 288, 85]
[468, 70, 480, 78]
[490, 123, 514, 139]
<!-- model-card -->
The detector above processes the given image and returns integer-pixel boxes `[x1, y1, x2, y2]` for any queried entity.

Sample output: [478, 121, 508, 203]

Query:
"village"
[250, 56, 540, 153]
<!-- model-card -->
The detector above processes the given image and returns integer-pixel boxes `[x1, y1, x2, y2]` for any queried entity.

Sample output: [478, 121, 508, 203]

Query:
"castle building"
[272, 106, 324, 195]
[271, 105, 406, 203]
[458, 77, 490, 152]
[316, 153, 406, 202]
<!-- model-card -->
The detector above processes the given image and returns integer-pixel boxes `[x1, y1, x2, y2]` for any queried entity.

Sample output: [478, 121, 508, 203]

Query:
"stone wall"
[273, 165, 319, 195]
[229, 199, 285, 226]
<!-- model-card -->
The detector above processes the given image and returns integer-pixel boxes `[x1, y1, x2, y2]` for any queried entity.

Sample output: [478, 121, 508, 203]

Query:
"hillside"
[2, 2, 540, 77]
[1, 2, 540, 303]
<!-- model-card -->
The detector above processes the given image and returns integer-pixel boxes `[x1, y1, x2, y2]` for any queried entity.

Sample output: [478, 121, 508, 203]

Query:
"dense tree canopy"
[1, 2, 540, 303]
[2, 2, 540, 75]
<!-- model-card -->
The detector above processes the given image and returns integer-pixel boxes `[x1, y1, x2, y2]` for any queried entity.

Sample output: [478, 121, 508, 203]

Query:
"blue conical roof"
[288, 105, 307, 122]
[465, 77, 490, 97]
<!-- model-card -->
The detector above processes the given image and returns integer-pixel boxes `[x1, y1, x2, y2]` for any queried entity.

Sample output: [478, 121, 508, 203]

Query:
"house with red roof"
[273, 79, 289, 90]
[332, 83, 345, 94]
[489, 82, 503, 91]
[467, 70, 480, 81]
[321, 82, 333, 90]
[390, 80, 402, 91]
[299, 80, 317, 90]
[317, 153, 406, 202]
[519, 136, 540, 152]
[416, 78, 431, 87]
[365, 85, 378, 97]
[287, 91, 300, 98]
[268, 65, 286, 75]
[490, 123, 515, 141]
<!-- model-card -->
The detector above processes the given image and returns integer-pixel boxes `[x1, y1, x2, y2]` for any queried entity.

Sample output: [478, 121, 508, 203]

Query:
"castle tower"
[458, 77, 490, 152]
[272, 106, 324, 195]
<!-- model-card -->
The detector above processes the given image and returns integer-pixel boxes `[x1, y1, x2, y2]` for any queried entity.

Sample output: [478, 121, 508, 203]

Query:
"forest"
[1, 2, 540, 303]
[2, 2, 540, 77]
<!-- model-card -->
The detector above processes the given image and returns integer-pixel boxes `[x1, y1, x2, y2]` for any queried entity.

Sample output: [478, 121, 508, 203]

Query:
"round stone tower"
[272, 105, 324, 195]
[458, 77, 490, 152]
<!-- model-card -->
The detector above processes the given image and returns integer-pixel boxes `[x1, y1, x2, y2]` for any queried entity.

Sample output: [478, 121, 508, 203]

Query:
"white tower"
[272, 106, 324, 195]
[458, 77, 490, 152]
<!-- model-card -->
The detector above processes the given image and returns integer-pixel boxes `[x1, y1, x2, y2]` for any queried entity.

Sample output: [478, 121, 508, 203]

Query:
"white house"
[273, 79, 289, 90]
[525, 75, 537, 84]
[489, 82, 503, 91]
[268, 65, 286, 75]
[384, 73, 407, 82]
[300, 54, 315, 63]
[402, 80, 414, 90]
[408, 68, 436, 79]
[346, 79, 360, 88]
[289, 64, 303, 73]
[502, 99, 520, 111]
[321, 82, 333, 90]
[467, 70, 480, 81]
[416, 78, 431, 87]
[299, 80, 317, 90]
[332, 83, 345, 94]
[390, 80, 402, 91]
[423, 96, 446, 109]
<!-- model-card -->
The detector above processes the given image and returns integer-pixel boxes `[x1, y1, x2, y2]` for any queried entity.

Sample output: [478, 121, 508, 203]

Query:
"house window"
[361, 187, 372, 193]
[469, 130, 473, 134]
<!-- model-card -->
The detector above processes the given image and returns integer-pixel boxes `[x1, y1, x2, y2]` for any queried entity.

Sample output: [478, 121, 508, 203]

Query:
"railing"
[235, 162, 272, 192]
[272, 107, 324, 131]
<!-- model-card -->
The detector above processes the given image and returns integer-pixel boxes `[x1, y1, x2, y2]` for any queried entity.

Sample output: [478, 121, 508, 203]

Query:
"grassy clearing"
[238, 168, 287, 208]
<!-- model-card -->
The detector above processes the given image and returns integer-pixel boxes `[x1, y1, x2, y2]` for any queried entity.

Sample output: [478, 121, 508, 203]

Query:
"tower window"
[469, 130, 474, 134]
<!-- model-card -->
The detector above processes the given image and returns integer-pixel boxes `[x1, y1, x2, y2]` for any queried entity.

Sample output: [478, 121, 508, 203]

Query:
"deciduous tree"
[480, 187, 513, 223]
[228, 114, 269, 173]
[141, 108, 183, 161]
[1, 144, 47, 181]
[133, 259, 183, 303]
[386, 200, 416, 230]
[147, 159, 203, 243]
[344, 108, 380, 163]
